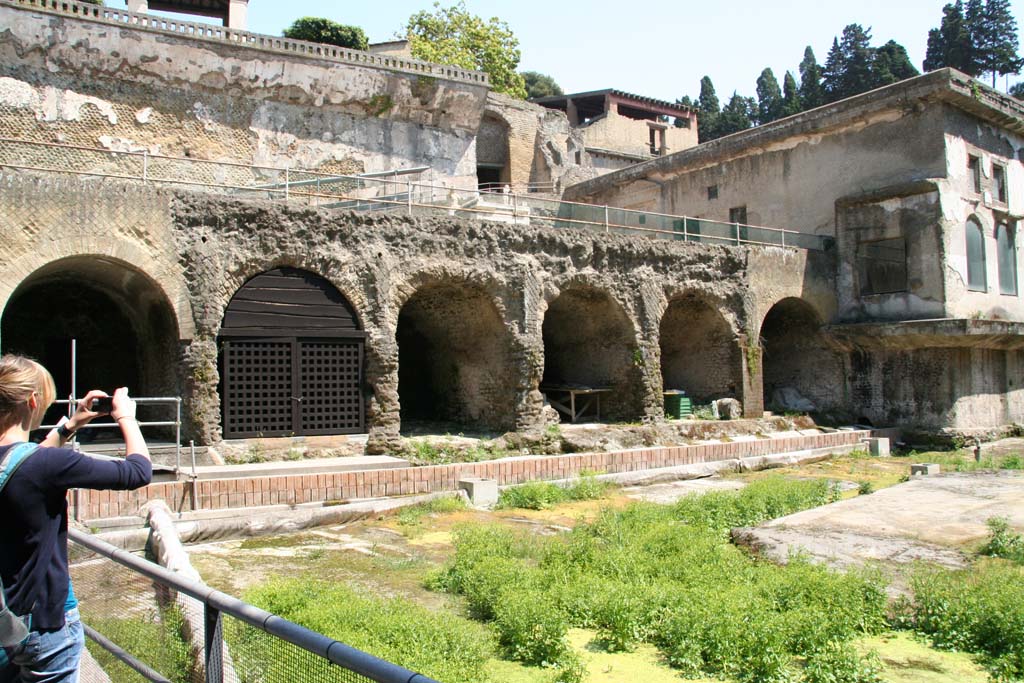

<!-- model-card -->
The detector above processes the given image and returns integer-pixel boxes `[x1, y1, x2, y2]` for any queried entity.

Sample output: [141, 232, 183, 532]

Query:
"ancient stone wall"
[0, 1, 489, 185]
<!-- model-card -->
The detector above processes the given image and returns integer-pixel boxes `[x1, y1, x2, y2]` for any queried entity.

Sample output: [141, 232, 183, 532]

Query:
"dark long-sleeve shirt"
[0, 444, 151, 630]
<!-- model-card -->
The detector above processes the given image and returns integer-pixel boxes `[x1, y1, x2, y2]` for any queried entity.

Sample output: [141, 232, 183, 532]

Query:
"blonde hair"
[0, 354, 56, 432]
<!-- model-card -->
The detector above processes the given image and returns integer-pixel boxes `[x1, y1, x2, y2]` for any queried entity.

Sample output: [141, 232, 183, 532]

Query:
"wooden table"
[541, 385, 611, 423]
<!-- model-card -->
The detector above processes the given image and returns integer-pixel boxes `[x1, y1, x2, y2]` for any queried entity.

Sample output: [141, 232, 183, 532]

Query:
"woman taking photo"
[0, 354, 152, 682]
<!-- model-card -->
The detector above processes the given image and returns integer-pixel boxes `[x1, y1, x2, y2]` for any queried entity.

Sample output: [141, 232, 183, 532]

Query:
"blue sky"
[171, 1, 1024, 100]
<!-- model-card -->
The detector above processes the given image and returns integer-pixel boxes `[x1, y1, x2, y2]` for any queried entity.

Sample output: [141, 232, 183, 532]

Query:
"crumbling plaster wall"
[582, 113, 696, 159]
[940, 107, 1024, 321]
[484, 93, 595, 192]
[0, 3, 489, 184]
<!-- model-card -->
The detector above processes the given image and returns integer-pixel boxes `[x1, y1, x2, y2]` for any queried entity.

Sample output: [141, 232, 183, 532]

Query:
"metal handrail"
[42, 397, 183, 472]
[69, 529, 440, 683]
[0, 137, 828, 250]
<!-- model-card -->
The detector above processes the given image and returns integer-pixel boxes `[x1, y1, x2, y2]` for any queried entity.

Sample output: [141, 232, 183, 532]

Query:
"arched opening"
[397, 282, 514, 432]
[659, 294, 741, 403]
[966, 216, 987, 292]
[760, 298, 841, 414]
[218, 267, 365, 439]
[542, 288, 642, 422]
[476, 113, 511, 190]
[997, 222, 1017, 296]
[1, 256, 180, 432]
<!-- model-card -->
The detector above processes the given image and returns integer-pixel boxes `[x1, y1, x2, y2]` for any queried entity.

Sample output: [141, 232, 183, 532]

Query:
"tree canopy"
[798, 46, 826, 110]
[755, 68, 783, 124]
[283, 17, 369, 51]
[924, 0, 1023, 85]
[1011, 81, 1024, 99]
[522, 71, 563, 99]
[405, 2, 527, 98]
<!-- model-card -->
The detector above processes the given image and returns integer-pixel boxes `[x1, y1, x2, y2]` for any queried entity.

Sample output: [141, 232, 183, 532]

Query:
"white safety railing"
[0, 137, 830, 251]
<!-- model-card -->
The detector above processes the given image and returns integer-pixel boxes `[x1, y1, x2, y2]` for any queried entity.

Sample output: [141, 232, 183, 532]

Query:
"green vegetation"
[896, 448, 1024, 472]
[282, 17, 369, 50]
[979, 516, 1024, 564]
[433, 477, 888, 682]
[405, 2, 527, 98]
[85, 607, 192, 683]
[497, 474, 611, 510]
[397, 495, 468, 528]
[241, 579, 492, 683]
[522, 71, 562, 99]
[896, 561, 1024, 681]
[405, 437, 510, 464]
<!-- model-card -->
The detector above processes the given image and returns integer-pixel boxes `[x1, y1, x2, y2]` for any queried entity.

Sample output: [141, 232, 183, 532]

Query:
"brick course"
[72, 431, 870, 521]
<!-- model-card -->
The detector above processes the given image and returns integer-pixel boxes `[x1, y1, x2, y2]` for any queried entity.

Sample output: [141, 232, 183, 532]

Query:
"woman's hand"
[69, 389, 108, 431]
[110, 387, 137, 423]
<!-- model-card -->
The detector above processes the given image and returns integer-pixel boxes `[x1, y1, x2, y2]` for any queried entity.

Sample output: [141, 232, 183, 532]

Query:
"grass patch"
[396, 495, 468, 529]
[497, 474, 612, 510]
[978, 516, 1024, 564]
[84, 606, 192, 683]
[896, 448, 1024, 472]
[857, 632, 989, 683]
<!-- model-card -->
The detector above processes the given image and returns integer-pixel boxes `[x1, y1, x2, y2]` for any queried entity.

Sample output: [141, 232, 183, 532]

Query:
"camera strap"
[0, 442, 40, 657]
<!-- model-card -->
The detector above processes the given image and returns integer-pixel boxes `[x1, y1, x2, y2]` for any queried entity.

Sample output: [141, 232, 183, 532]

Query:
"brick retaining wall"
[73, 431, 872, 520]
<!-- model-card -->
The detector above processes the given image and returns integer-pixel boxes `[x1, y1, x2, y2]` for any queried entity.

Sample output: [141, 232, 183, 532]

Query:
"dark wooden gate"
[219, 268, 366, 438]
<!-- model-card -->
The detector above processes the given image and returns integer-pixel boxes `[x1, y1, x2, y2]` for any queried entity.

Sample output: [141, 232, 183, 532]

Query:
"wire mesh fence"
[68, 530, 436, 683]
[0, 136, 831, 251]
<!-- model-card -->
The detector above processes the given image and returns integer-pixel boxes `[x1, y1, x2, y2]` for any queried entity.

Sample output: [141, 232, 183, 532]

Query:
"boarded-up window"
[967, 218, 987, 292]
[857, 237, 907, 295]
[997, 222, 1017, 296]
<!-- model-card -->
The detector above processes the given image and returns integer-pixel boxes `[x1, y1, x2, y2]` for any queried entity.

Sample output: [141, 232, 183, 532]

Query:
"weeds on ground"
[978, 517, 1024, 564]
[84, 606, 192, 683]
[497, 473, 612, 510]
[433, 477, 888, 683]
[895, 448, 1024, 472]
[406, 439, 510, 465]
[396, 496, 468, 528]
[240, 578, 493, 683]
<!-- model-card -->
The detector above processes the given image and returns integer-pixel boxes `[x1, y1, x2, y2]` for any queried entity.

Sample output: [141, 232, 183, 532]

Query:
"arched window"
[997, 222, 1018, 296]
[966, 218, 987, 292]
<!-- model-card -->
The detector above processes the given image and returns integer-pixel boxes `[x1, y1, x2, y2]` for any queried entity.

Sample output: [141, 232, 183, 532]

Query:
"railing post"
[512, 192, 518, 220]
[284, 167, 289, 201]
[683, 215, 689, 241]
[175, 399, 182, 474]
[205, 604, 224, 683]
[142, 151, 148, 184]
[407, 179, 413, 215]
[604, 205, 610, 233]
[782, 230, 786, 249]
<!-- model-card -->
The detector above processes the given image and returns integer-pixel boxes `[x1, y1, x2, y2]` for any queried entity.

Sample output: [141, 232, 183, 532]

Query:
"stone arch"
[216, 267, 368, 438]
[759, 297, 842, 414]
[395, 275, 518, 432]
[1, 255, 183, 428]
[541, 283, 644, 422]
[659, 292, 742, 404]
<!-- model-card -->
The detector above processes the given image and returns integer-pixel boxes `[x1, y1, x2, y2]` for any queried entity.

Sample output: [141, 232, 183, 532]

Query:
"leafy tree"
[798, 46, 826, 110]
[521, 71, 563, 99]
[822, 37, 845, 101]
[976, 0, 1024, 85]
[674, 95, 694, 128]
[1012, 81, 1024, 99]
[924, 2, 977, 74]
[283, 17, 369, 51]
[716, 92, 756, 137]
[696, 76, 721, 142]
[405, 2, 527, 98]
[782, 71, 802, 117]
[755, 67, 783, 124]
[873, 40, 920, 85]
[824, 24, 877, 101]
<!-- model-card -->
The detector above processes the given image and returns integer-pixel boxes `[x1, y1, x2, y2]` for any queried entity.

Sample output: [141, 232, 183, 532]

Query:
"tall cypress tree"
[924, 1, 976, 73]
[782, 71, 802, 117]
[822, 37, 845, 102]
[755, 67, 784, 124]
[977, 0, 1024, 85]
[798, 46, 825, 109]
[717, 93, 756, 137]
[697, 76, 721, 142]
[874, 40, 920, 85]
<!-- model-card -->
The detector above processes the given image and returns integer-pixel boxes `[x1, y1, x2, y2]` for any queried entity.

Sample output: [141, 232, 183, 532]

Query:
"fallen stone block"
[459, 477, 499, 506]
[910, 463, 940, 476]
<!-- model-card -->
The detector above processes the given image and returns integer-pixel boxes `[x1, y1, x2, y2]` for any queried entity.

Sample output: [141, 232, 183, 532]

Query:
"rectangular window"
[856, 237, 908, 295]
[729, 206, 748, 224]
[968, 155, 982, 194]
[994, 164, 1008, 203]
[707, 185, 718, 200]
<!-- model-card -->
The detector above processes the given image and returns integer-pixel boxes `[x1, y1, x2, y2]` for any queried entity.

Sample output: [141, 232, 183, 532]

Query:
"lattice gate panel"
[298, 341, 364, 434]
[222, 341, 295, 438]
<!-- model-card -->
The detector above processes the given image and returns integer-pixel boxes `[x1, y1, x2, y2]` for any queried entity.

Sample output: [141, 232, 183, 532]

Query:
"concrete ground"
[733, 470, 1024, 571]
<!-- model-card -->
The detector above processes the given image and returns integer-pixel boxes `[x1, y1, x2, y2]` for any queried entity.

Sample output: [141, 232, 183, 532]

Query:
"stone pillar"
[739, 334, 765, 418]
[179, 338, 221, 445]
[126, 0, 148, 13]
[227, 0, 248, 30]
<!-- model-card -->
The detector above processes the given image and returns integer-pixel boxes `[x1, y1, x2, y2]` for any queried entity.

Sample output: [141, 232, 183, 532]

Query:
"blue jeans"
[0, 608, 83, 683]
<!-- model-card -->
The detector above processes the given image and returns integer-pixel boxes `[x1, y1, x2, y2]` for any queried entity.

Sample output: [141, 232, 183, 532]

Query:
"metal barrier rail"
[42, 397, 184, 472]
[0, 137, 830, 251]
[69, 528, 440, 683]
